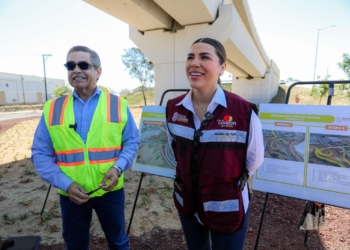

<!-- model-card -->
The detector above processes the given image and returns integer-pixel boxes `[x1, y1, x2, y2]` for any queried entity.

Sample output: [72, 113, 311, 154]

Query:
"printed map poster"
[253, 103, 350, 208]
[132, 106, 176, 178]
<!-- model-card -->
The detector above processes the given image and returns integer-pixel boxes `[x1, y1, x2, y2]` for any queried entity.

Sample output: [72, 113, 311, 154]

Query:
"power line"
[0, 53, 49, 56]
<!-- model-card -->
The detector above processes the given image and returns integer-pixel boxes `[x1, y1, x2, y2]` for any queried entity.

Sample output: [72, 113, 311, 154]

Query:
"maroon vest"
[166, 90, 257, 233]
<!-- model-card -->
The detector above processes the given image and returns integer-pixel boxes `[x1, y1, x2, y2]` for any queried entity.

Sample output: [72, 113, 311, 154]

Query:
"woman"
[166, 38, 264, 250]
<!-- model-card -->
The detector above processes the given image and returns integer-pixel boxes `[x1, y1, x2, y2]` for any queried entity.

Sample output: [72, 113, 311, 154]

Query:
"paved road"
[0, 110, 43, 121]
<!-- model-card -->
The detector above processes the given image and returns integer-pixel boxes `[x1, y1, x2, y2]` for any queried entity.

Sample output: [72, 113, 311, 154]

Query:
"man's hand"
[100, 167, 119, 191]
[67, 182, 90, 205]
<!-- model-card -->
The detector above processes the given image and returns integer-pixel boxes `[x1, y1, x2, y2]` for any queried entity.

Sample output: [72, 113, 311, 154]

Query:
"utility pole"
[312, 25, 336, 82]
[42, 54, 52, 102]
[21, 75, 26, 104]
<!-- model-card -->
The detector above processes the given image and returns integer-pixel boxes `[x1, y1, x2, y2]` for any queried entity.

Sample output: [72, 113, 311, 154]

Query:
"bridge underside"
[84, 0, 280, 104]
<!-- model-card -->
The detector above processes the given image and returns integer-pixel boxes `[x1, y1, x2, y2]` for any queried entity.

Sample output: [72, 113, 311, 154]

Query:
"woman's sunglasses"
[64, 61, 95, 71]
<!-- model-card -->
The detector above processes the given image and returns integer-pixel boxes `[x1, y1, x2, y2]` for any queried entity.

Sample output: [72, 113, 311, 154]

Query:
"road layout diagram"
[136, 121, 176, 170]
[263, 129, 305, 162]
[309, 133, 350, 168]
[254, 104, 350, 209]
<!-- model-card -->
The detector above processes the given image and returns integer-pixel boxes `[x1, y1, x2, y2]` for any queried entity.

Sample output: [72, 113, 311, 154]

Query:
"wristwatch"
[114, 165, 123, 177]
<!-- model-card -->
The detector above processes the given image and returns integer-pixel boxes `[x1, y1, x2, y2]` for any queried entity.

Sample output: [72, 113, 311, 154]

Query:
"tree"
[53, 83, 72, 97]
[337, 53, 350, 79]
[119, 88, 131, 96]
[286, 77, 300, 83]
[121, 47, 154, 105]
[310, 75, 330, 104]
[286, 77, 294, 83]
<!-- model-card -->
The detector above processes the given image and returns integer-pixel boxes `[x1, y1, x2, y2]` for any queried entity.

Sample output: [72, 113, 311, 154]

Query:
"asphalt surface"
[0, 110, 43, 121]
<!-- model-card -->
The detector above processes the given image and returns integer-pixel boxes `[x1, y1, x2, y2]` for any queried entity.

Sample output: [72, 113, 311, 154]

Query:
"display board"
[132, 106, 176, 178]
[253, 103, 350, 208]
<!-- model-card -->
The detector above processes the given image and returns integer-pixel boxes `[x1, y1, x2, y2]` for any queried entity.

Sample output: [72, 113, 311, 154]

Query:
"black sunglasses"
[64, 61, 95, 70]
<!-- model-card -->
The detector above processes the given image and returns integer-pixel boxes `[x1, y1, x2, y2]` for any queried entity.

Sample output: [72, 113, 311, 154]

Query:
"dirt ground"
[0, 108, 350, 250]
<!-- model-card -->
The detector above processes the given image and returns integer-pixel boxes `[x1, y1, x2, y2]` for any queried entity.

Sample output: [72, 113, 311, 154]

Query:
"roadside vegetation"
[121, 83, 232, 107]
[119, 83, 350, 107]
[121, 88, 155, 107]
[273, 84, 350, 105]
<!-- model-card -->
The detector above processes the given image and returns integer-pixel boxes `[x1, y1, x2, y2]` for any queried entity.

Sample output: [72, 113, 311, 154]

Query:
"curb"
[0, 110, 43, 117]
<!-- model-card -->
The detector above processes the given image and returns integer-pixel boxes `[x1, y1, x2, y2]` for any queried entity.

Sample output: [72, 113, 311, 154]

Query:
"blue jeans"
[178, 211, 249, 250]
[60, 188, 129, 250]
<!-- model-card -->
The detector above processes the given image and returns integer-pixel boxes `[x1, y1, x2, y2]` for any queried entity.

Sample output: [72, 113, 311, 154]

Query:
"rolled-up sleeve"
[115, 108, 140, 171]
[31, 115, 73, 191]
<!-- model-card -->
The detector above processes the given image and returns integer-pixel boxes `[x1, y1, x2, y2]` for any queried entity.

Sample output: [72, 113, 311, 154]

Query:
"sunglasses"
[64, 61, 95, 71]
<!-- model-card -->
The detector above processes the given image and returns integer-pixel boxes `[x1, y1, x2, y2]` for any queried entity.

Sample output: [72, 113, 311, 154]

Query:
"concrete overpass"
[83, 0, 280, 105]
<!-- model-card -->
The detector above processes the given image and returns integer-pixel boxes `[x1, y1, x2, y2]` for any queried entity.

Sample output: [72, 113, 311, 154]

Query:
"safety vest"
[43, 92, 128, 197]
[166, 90, 257, 233]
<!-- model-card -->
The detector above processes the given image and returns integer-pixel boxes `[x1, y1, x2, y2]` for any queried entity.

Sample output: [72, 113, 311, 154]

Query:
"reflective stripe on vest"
[167, 123, 195, 140]
[168, 123, 247, 143]
[56, 148, 85, 166]
[49, 95, 70, 126]
[203, 200, 239, 212]
[48, 93, 122, 126]
[88, 146, 122, 164]
[47, 93, 124, 167]
[107, 93, 122, 123]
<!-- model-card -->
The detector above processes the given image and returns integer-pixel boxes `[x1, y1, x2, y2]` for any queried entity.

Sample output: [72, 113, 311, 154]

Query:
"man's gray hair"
[66, 45, 101, 69]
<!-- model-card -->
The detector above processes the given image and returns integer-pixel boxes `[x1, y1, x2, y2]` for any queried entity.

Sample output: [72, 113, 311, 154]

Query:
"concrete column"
[130, 5, 237, 105]
[232, 59, 279, 104]
[129, 4, 280, 105]
[84, 0, 281, 105]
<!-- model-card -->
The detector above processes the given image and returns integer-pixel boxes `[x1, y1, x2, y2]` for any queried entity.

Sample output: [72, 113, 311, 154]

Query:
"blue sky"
[0, 0, 349, 92]
[249, 0, 350, 82]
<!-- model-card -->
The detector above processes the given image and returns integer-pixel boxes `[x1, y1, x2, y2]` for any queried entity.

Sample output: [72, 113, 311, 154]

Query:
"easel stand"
[40, 185, 51, 215]
[125, 88, 189, 234]
[127, 172, 145, 234]
[254, 80, 350, 249]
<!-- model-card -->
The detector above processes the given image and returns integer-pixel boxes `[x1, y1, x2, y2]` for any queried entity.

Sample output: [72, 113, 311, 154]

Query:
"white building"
[0, 72, 65, 105]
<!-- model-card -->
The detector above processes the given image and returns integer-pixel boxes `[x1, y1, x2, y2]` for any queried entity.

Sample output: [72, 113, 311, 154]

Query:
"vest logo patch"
[217, 114, 236, 127]
[172, 112, 188, 123]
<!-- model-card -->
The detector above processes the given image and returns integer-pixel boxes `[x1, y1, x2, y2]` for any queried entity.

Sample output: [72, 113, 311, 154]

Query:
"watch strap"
[115, 165, 123, 176]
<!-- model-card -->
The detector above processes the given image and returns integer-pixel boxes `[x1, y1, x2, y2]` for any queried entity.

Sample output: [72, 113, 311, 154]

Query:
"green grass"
[19, 198, 33, 206]
[40, 201, 60, 223]
[122, 84, 231, 107]
[271, 85, 350, 105]
[3, 214, 15, 224]
[221, 83, 232, 92]
[17, 213, 28, 220]
[121, 89, 154, 107]
[270, 86, 287, 104]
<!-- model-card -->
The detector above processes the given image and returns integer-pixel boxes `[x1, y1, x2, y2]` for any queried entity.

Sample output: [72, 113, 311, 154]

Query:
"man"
[31, 45, 140, 250]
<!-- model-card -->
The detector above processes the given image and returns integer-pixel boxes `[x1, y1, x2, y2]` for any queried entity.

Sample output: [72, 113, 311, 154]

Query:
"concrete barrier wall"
[0, 104, 44, 112]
